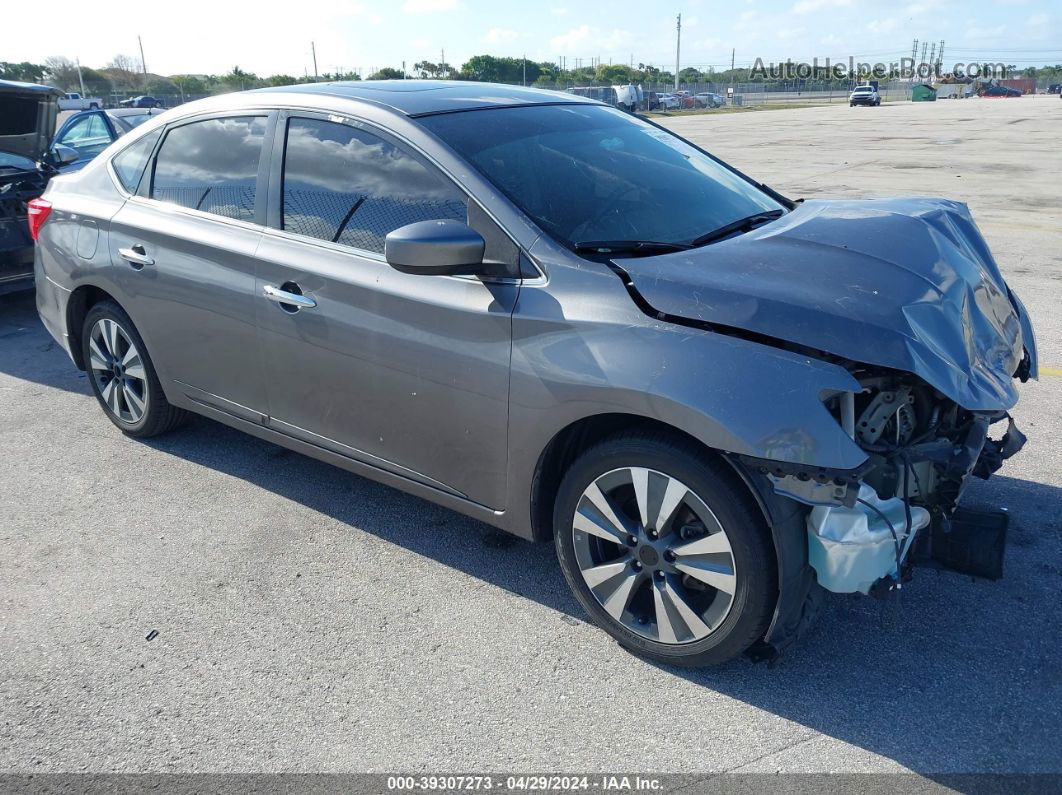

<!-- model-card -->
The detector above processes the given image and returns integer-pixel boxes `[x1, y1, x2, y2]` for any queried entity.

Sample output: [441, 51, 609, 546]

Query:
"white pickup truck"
[57, 92, 102, 111]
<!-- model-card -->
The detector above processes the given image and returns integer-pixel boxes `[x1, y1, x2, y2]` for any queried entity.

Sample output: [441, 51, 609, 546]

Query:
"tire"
[554, 432, 776, 666]
[81, 300, 188, 438]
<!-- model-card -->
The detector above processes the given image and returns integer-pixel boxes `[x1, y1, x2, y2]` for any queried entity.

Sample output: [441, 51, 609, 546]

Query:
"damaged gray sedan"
[34, 83, 1036, 665]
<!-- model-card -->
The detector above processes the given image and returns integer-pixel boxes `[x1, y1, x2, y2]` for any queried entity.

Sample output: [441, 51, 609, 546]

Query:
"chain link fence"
[93, 79, 921, 113]
[528, 79, 914, 110]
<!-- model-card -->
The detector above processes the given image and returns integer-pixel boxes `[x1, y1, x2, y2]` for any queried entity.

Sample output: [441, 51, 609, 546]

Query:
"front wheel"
[82, 300, 188, 438]
[554, 433, 777, 666]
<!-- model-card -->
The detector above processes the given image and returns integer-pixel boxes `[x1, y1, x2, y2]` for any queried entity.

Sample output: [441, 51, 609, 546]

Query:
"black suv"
[0, 80, 79, 293]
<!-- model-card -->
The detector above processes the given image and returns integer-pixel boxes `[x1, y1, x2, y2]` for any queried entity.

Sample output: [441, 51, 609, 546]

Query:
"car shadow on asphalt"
[0, 290, 90, 395]
[141, 410, 1061, 776]
[5, 288, 1058, 774]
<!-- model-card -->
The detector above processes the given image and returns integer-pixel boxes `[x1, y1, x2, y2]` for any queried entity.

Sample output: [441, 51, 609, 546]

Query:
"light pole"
[674, 14, 681, 90]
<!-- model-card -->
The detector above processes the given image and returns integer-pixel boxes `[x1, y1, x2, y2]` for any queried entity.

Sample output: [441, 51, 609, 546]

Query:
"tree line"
[4, 54, 1061, 98]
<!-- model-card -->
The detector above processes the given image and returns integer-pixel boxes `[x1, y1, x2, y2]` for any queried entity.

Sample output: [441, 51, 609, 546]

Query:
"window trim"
[135, 109, 277, 229]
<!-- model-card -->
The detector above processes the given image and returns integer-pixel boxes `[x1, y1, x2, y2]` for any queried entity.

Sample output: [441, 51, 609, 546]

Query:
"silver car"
[34, 82, 1036, 665]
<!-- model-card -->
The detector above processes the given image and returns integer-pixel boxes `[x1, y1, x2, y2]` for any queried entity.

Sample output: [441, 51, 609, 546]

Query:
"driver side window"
[281, 117, 467, 255]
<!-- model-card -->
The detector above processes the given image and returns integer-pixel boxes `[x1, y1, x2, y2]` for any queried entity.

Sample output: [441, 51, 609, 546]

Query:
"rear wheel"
[554, 432, 776, 666]
[82, 301, 187, 438]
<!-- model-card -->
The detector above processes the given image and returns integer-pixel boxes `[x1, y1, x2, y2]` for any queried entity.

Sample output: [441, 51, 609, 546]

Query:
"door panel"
[255, 235, 517, 508]
[109, 112, 272, 413]
[110, 200, 266, 412]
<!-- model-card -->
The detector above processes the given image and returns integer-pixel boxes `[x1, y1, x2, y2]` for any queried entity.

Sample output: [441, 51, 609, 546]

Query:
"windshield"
[420, 104, 783, 249]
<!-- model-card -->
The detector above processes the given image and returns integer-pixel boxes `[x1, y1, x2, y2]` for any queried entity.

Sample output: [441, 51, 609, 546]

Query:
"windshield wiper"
[688, 209, 786, 248]
[574, 239, 692, 256]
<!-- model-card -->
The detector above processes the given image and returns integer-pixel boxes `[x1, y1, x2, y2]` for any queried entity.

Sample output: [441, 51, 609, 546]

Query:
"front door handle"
[263, 283, 317, 309]
[118, 244, 154, 268]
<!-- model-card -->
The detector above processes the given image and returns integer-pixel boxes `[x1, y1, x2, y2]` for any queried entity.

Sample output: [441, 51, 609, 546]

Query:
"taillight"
[27, 198, 53, 242]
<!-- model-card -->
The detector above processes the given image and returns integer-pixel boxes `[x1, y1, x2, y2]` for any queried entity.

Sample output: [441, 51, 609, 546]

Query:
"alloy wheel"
[88, 318, 148, 424]
[572, 467, 737, 645]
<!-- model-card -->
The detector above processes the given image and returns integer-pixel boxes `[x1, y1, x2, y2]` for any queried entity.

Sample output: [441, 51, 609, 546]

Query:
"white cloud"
[733, 10, 760, 31]
[484, 27, 519, 43]
[868, 17, 900, 34]
[551, 24, 592, 51]
[693, 36, 724, 50]
[402, 0, 459, 12]
[776, 26, 807, 41]
[1027, 12, 1049, 25]
[551, 6, 569, 14]
[792, 0, 850, 14]
[550, 24, 633, 53]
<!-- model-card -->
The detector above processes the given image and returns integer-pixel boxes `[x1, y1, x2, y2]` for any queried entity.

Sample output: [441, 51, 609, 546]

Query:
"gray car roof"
[248, 80, 595, 116]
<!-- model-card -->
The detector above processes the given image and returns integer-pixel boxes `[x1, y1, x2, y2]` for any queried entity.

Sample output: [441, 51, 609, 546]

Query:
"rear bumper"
[34, 251, 74, 363]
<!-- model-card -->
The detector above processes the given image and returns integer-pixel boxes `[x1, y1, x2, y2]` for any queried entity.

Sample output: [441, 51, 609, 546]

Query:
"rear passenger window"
[112, 129, 161, 194]
[281, 117, 466, 254]
[151, 116, 266, 222]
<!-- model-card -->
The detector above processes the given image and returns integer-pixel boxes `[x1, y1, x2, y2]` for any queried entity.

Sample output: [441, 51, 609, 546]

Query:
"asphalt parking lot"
[2, 96, 1060, 776]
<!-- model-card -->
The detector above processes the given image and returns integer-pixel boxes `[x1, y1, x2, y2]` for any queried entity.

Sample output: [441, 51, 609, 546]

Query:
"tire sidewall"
[554, 437, 776, 666]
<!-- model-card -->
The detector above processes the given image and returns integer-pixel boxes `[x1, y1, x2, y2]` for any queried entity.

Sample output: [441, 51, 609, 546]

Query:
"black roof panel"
[249, 80, 595, 116]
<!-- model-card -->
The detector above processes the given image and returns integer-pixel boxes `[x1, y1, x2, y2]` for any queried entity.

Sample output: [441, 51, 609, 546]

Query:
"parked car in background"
[58, 92, 102, 111]
[655, 93, 680, 110]
[612, 84, 641, 112]
[52, 108, 166, 171]
[0, 81, 79, 293]
[567, 85, 641, 113]
[33, 81, 1037, 665]
[979, 84, 1021, 98]
[849, 84, 881, 106]
[119, 95, 164, 108]
[1048, 84, 1061, 94]
[694, 92, 725, 108]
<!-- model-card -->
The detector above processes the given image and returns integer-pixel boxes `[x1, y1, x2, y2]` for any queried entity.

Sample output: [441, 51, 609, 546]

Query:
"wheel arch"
[65, 284, 121, 370]
[529, 412, 780, 543]
[529, 411, 817, 660]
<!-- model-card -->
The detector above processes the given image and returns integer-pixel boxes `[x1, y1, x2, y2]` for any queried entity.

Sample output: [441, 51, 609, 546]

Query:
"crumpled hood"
[622, 197, 1032, 410]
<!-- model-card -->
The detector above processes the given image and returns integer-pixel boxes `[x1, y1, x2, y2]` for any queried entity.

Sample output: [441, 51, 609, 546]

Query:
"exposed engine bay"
[756, 368, 1027, 596]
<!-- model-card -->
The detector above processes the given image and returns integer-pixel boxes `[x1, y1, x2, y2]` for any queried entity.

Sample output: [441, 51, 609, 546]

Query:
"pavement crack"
[722, 732, 822, 773]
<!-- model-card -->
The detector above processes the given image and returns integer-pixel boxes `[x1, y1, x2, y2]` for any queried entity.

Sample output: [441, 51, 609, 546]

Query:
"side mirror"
[48, 144, 80, 167]
[385, 219, 486, 276]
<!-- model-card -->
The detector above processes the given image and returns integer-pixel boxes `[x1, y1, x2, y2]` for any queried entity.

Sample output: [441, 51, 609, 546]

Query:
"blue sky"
[7, 0, 1059, 77]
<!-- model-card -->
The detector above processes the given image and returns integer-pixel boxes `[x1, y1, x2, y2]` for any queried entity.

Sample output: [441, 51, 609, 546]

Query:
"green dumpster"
[912, 84, 937, 102]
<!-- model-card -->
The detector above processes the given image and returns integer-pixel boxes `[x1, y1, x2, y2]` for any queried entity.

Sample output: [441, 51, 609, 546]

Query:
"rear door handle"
[118, 244, 154, 268]
[263, 283, 317, 309]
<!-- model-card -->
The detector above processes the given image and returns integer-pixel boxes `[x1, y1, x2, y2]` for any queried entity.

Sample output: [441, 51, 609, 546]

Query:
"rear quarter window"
[112, 129, 162, 194]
